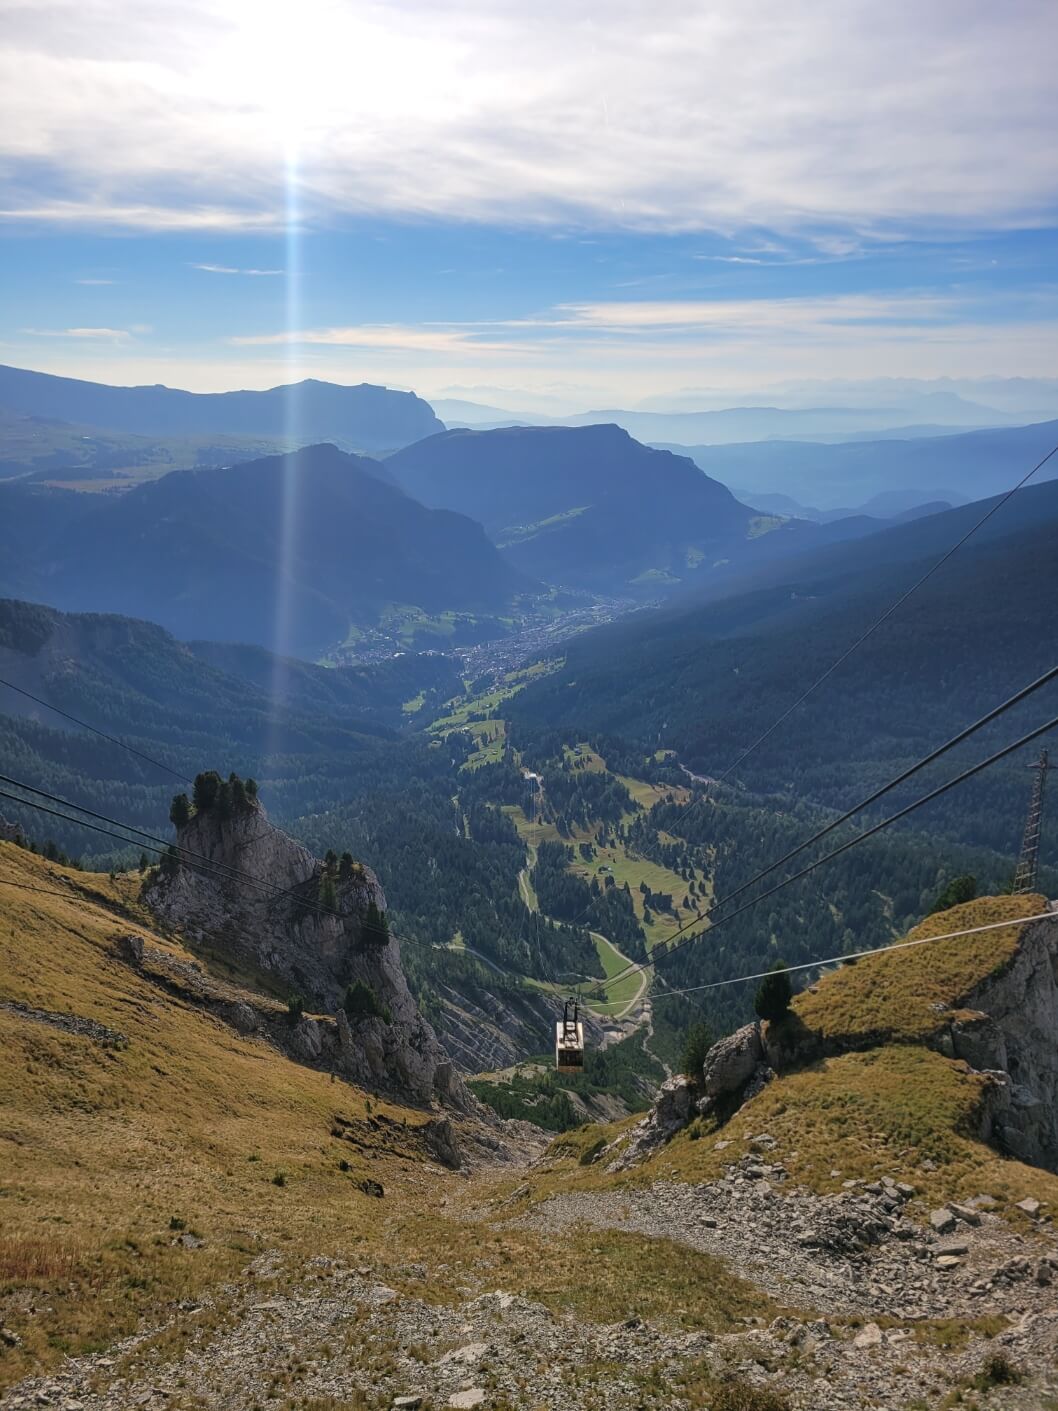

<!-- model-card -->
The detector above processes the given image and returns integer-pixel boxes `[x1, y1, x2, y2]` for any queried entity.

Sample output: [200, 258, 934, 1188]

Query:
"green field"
[429, 660, 560, 732]
[525, 931, 643, 1018]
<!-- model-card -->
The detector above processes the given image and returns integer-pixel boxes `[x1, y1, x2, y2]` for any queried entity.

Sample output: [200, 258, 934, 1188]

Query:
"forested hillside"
[508, 491, 1058, 858]
[0, 444, 529, 654]
[0, 598, 609, 1064]
[387, 423, 761, 593]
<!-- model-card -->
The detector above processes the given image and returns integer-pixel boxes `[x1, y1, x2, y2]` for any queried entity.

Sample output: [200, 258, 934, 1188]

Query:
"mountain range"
[387, 423, 768, 594]
[662, 418, 1058, 510]
[0, 443, 527, 654]
[508, 478, 1058, 856]
[0, 364, 442, 452]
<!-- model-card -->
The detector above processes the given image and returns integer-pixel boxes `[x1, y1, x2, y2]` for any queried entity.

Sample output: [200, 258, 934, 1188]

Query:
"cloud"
[220, 290, 1058, 393]
[75, 277, 115, 285]
[1, 1, 1055, 234]
[19, 326, 133, 339]
[0, 200, 281, 231]
[230, 324, 526, 354]
[552, 293, 958, 334]
[192, 263, 283, 276]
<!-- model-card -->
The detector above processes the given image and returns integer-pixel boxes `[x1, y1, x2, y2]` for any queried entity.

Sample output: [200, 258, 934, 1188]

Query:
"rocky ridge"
[144, 793, 472, 1112]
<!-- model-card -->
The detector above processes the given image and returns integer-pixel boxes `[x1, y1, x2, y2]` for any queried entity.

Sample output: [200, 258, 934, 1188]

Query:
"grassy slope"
[0, 842, 774, 1390]
[0, 842, 434, 1386]
[794, 893, 1043, 1043]
[521, 896, 1058, 1217]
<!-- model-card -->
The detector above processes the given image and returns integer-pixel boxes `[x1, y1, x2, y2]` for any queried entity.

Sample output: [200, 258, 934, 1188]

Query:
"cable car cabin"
[555, 999, 585, 1072]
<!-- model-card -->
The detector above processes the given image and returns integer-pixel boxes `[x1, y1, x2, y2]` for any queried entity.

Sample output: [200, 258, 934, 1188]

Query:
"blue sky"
[2, 1, 1056, 410]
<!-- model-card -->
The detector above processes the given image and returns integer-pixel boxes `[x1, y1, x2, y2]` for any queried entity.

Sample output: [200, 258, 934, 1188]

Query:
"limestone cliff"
[946, 911, 1058, 1169]
[145, 792, 472, 1111]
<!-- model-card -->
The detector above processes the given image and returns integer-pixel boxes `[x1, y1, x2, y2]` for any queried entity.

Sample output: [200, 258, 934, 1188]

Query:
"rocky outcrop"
[620, 907, 1058, 1172]
[942, 912, 1058, 1169]
[144, 796, 473, 1112]
[702, 1021, 762, 1096]
[611, 1074, 696, 1167]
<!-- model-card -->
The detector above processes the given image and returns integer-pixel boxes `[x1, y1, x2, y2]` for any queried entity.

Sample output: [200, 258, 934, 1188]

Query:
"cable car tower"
[1012, 748, 1049, 894]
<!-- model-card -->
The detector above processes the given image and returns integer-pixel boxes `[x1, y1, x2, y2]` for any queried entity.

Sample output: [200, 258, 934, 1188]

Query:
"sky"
[1, 0, 1057, 411]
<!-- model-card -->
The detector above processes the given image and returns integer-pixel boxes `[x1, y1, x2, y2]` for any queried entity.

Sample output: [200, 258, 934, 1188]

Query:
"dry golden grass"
[521, 894, 1058, 1215]
[375, 1203, 779, 1332]
[794, 894, 1048, 1044]
[4, 842, 1053, 1396]
[0, 1236, 82, 1282]
[0, 842, 780, 1392]
[0, 843, 445, 1389]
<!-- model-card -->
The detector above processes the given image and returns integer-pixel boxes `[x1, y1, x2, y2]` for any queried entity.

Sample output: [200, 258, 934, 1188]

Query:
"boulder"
[289, 1017, 323, 1062]
[853, 1322, 883, 1349]
[701, 1022, 762, 1097]
[948, 1012, 1008, 1073]
[228, 1001, 258, 1035]
[611, 1075, 696, 1167]
[421, 1116, 462, 1170]
[114, 932, 144, 965]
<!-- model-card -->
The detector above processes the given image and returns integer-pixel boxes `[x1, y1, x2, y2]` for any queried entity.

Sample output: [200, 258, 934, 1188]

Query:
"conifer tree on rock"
[754, 964, 793, 1023]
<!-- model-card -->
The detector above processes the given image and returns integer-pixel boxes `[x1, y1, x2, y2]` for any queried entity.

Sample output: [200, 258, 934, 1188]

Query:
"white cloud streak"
[19, 326, 133, 339]
[1, 0, 1055, 234]
[231, 323, 526, 354]
[192, 263, 283, 275]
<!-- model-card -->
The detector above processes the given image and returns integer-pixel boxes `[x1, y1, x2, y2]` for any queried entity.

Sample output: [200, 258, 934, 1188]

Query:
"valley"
[1, 366, 1057, 1411]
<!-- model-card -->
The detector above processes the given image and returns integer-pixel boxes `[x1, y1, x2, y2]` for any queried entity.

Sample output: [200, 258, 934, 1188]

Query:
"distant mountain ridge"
[0, 443, 527, 655]
[387, 423, 763, 594]
[0, 364, 442, 453]
[663, 418, 1058, 510]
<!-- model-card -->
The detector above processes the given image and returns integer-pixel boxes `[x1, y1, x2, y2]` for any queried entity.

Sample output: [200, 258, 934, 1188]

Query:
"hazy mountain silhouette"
[0, 443, 527, 654]
[0, 365, 442, 452]
[387, 423, 762, 593]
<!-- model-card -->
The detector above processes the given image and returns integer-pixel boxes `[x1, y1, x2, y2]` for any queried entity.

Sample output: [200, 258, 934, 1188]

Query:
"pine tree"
[930, 874, 977, 914]
[360, 900, 390, 948]
[754, 965, 793, 1023]
[169, 793, 192, 828]
[192, 771, 222, 813]
[344, 980, 385, 1021]
[680, 1021, 713, 1079]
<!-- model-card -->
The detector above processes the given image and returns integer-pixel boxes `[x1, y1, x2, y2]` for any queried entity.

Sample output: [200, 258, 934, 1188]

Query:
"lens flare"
[267, 132, 303, 759]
